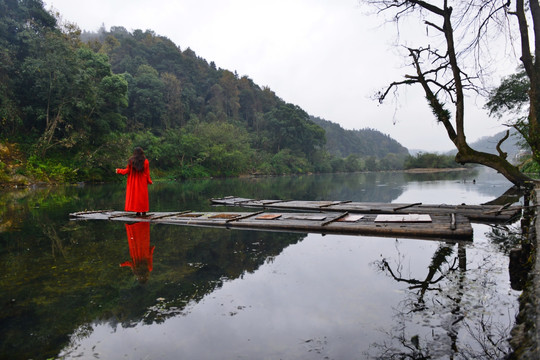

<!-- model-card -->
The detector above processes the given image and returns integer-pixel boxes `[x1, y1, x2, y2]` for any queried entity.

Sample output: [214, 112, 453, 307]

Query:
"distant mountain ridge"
[310, 116, 409, 158]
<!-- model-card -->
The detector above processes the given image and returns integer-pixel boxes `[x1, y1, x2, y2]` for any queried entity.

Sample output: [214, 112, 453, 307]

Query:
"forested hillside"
[310, 116, 409, 170]
[0, 0, 409, 184]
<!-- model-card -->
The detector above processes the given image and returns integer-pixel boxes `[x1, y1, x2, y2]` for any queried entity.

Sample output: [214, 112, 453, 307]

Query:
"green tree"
[161, 72, 184, 128]
[404, 153, 461, 169]
[20, 30, 127, 154]
[129, 64, 165, 128]
[207, 83, 227, 121]
[486, 70, 531, 153]
[238, 76, 260, 127]
[365, 156, 378, 171]
[71, 48, 128, 143]
[196, 122, 253, 176]
[219, 70, 240, 118]
[262, 103, 325, 158]
[344, 154, 361, 172]
[19, 25, 80, 153]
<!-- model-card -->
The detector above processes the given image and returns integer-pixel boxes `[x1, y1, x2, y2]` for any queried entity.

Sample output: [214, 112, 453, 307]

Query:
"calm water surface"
[0, 169, 524, 359]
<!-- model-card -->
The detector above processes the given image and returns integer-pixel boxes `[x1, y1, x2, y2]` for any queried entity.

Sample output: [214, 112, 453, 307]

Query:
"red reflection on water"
[120, 222, 154, 283]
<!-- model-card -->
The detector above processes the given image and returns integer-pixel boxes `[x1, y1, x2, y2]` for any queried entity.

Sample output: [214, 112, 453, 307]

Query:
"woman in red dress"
[116, 147, 153, 216]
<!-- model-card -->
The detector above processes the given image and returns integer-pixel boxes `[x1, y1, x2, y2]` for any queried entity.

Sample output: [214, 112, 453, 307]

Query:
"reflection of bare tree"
[460, 311, 515, 359]
[368, 242, 513, 359]
[377, 244, 458, 311]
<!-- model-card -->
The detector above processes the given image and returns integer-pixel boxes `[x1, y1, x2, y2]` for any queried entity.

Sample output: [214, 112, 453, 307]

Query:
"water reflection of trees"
[1, 214, 306, 359]
[0, 171, 518, 359]
[0, 170, 413, 235]
[187, 171, 407, 204]
[486, 221, 533, 292]
[403, 168, 479, 183]
[368, 241, 513, 359]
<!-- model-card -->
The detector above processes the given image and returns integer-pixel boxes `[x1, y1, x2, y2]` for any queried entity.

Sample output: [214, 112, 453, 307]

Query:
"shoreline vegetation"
[403, 167, 469, 173]
[0, 140, 473, 189]
[0, 134, 475, 189]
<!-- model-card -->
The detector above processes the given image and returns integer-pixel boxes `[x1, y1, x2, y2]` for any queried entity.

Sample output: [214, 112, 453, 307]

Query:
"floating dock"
[69, 209, 473, 241]
[210, 197, 522, 224]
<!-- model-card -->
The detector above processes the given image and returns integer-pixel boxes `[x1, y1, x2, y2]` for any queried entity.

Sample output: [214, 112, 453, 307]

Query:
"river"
[0, 168, 524, 359]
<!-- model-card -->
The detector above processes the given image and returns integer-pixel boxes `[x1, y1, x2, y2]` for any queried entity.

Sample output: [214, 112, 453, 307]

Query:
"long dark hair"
[129, 147, 146, 172]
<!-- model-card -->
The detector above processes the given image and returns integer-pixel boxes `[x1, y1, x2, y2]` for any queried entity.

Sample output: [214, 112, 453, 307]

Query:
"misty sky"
[45, 0, 520, 152]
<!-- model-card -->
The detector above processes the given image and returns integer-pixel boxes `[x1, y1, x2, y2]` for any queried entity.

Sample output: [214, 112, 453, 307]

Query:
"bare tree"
[363, 0, 537, 186]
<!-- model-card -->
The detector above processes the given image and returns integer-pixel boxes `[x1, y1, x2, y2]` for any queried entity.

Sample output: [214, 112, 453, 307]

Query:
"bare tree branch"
[496, 129, 510, 159]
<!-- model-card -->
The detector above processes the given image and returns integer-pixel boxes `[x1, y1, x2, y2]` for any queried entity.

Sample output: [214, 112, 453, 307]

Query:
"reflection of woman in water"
[121, 222, 154, 284]
[116, 147, 153, 216]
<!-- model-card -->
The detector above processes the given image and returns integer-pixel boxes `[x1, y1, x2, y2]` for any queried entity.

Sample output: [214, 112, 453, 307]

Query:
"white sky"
[46, 0, 521, 152]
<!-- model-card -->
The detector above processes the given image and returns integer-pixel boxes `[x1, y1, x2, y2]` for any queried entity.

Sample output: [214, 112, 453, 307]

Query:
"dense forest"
[310, 117, 409, 171]
[0, 0, 413, 185]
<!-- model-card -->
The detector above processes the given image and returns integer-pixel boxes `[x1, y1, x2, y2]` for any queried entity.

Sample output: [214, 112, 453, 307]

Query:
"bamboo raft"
[210, 197, 522, 224]
[69, 209, 473, 241]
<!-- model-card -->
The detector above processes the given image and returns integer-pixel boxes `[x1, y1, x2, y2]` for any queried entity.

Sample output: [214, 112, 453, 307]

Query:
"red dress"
[116, 159, 153, 212]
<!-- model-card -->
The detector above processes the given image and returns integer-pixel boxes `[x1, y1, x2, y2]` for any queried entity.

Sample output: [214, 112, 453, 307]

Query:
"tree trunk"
[454, 144, 532, 186]
[520, 0, 540, 164]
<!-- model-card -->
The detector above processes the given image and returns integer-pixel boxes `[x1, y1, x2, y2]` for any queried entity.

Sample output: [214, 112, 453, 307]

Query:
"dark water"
[0, 169, 524, 359]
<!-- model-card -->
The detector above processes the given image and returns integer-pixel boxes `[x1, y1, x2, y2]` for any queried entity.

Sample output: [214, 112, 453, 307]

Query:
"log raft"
[210, 197, 522, 224]
[69, 209, 473, 241]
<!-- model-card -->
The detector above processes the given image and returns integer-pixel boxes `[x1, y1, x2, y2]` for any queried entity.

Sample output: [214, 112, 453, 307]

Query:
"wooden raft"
[69, 210, 473, 241]
[210, 197, 521, 224]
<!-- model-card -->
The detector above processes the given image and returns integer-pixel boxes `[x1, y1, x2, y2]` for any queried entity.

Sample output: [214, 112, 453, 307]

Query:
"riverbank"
[0, 141, 477, 188]
[403, 167, 469, 173]
[0, 160, 473, 189]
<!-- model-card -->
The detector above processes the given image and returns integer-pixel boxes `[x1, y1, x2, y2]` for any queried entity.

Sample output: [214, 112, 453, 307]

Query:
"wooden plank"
[256, 214, 282, 220]
[337, 214, 364, 222]
[150, 211, 193, 220]
[210, 197, 521, 224]
[321, 212, 349, 226]
[69, 210, 473, 241]
[69, 209, 113, 217]
[393, 202, 422, 211]
[108, 212, 135, 219]
[226, 211, 264, 223]
[179, 213, 203, 218]
[209, 213, 241, 219]
[210, 197, 251, 205]
[374, 214, 432, 223]
[282, 214, 327, 221]
[319, 200, 352, 208]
